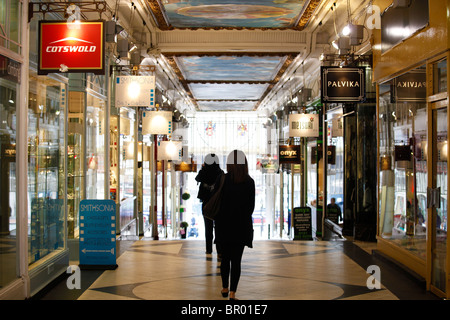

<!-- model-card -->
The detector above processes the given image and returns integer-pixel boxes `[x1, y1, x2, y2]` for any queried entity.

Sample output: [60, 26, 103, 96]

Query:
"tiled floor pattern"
[72, 239, 429, 300]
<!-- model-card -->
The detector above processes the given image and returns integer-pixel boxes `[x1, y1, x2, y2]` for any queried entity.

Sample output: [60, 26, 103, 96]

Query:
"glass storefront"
[378, 65, 428, 260]
[0, 64, 19, 289]
[119, 107, 136, 233]
[326, 108, 344, 225]
[86, 90, 106, 200]
[27, 71, 66, 265]
[0, 0, 21, 54]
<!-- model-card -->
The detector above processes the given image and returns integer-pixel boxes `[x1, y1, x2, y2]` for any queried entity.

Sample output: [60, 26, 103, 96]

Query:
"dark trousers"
[220, 243, 245, 292]
[203, 216, 214, 253]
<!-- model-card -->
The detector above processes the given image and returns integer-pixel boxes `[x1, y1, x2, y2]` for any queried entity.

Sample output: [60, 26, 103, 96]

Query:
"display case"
[67, 130, 83, 239]
[28, 74, 66, 265]
[378, 66, 428, 260]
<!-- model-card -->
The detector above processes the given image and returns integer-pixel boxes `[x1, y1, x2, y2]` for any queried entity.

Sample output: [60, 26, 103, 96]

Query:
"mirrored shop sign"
[391, 69, 426, 103]
[0, 55, 21, 83]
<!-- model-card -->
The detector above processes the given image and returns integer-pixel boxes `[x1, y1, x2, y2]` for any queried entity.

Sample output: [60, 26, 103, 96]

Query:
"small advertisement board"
[293, 207, 313, 240]
[79, 199, 118, 269]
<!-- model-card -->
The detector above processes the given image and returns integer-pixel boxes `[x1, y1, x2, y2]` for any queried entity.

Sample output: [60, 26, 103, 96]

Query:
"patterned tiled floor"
[43, 238, 437, 301]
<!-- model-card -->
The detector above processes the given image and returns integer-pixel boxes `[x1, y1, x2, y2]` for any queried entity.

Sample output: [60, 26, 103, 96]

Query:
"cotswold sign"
[392, 70, 426, 102]
[321, 67, 365, 103]
[279, 145, 300, 164]
[38, 21, 105, 75]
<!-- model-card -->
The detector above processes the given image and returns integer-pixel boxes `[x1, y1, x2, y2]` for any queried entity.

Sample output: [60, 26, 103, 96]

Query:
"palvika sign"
[38, 21, 105, 75]
[391, 70, 426, 103]
[321, 67, 365, 103]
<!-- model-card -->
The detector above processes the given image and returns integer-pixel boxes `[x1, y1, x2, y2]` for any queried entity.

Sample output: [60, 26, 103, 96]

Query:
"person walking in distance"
[195, 153, 224, 254]
[215, 150, 255, 300]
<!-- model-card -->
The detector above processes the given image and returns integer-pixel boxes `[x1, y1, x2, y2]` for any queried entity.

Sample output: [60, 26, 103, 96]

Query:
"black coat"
[214, 174, 255, 248]
[195, 166, 224, 203]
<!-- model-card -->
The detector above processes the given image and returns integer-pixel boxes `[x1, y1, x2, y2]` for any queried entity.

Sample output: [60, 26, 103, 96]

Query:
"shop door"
[430, 105, 448, 296]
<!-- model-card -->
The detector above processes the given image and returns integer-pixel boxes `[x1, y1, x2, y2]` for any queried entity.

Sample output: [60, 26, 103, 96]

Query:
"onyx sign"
[279, 145, 300, 164]
[321, 67, 365, 103]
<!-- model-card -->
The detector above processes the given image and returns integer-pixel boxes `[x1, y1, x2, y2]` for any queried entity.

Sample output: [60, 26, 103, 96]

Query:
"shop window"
[86, 92, 106, 200]
[28, 73, 66, 265]
[378, 65, 427, 260]
[0, 0, 21, 54]
[326, 109, 344, 224]
[0, 74, 18, 287]
[433, 59, 447, 95]
[119, 108, 135, 232]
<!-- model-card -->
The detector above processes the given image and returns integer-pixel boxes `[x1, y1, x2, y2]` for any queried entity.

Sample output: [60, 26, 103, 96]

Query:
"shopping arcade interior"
[1, 0, 450, 299]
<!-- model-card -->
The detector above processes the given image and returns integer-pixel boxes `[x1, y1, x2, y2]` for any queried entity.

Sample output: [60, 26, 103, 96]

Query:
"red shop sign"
[38, 21, 105, 75]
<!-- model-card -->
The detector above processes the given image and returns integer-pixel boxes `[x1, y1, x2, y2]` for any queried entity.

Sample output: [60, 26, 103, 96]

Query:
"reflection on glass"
[378, 71, 427, 260]
[28, 73, 66, 265]
[67, 91, 84, 239]
[306, 138, 318, 235]
[0, 0, 21, 53]
[119, 108, 135, 232]
[432, 108, 447, 292]
[0, 77, 18, 288]
[433, 59, 447, 95]
[327, 111, 344, 224]
[86, 93, 105, 199]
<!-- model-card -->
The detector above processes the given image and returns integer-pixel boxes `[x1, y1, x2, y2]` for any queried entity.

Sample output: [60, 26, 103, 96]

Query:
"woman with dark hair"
[195, 153, 224, 254]
[215, 150, 255, 300]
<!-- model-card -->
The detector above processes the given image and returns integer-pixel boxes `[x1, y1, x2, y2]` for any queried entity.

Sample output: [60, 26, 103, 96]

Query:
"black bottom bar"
[79, 264, 118, 270]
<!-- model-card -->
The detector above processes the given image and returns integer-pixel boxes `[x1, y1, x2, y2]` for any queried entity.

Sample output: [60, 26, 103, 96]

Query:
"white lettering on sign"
[327, 81, 360, 88]
[46, 45, 97, 53]
[81, 203, 115, 212]
[396, 81, 426, 88]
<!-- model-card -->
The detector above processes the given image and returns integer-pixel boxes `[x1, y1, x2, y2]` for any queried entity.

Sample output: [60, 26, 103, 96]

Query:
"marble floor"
[39, 238, 440, 301]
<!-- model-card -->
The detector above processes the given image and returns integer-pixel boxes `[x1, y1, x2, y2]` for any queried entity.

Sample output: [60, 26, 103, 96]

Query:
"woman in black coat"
[195, 153, 224, 254]
[215, 150, 255, 300]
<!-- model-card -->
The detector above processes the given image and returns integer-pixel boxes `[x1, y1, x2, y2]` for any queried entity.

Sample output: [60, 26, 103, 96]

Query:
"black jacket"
[195, 166, 224, 203]
[214, 174, 255, 248]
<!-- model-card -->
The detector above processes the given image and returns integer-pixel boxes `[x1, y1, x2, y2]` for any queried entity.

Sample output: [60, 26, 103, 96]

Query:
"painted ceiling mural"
[148, 0, 321, 30]
[161, 0, 306, 29]
[166, 54, 294, 111]
[176, 56, 286, 81]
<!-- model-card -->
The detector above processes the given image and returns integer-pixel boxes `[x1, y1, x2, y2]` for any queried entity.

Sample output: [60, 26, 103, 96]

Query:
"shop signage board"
[142, 110, 172, 135]
[289, 114, 319, 137]
[293, 207, 313, 240]
[79, 199, 117, 269]
[38, 21, 105, 75]
[392, 70, 426, 102]
[157, 141, 183, 161]
[279, 145, 300, 164]
[331, 117, 343, 137]
[0, 54, 21, 83]
[321, 67, 365, 103]
[115, 76, 156, 107]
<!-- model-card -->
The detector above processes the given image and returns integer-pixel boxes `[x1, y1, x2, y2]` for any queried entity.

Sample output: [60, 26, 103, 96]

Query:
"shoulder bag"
[202, 174, 225, 221]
